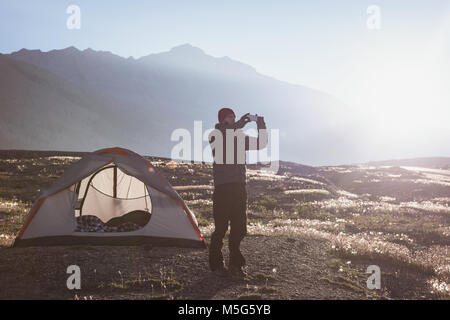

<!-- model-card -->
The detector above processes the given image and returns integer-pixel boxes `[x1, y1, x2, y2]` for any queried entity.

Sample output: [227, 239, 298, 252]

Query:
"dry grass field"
[0, 151, 448, 299]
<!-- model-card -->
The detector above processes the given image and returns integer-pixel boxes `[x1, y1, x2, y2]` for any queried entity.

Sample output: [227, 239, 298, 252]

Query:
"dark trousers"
[209, 182, 247, 270]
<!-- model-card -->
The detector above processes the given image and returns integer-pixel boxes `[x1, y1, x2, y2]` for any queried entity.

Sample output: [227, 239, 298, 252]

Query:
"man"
[208, 107, 267, 277]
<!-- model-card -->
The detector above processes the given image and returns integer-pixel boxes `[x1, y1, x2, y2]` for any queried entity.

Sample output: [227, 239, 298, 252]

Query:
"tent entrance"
[74, 165, 152, 232]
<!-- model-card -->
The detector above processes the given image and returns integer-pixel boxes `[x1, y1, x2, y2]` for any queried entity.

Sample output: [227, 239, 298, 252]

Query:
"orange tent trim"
[97, 148, 129, 156]
[177, 200, 204, 242]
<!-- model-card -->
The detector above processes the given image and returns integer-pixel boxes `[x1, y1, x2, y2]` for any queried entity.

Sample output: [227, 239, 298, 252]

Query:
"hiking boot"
[228, 265, 246, 278]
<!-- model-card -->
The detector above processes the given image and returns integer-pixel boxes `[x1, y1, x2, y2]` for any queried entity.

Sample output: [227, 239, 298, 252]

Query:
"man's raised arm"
[245, 116, 268, 151]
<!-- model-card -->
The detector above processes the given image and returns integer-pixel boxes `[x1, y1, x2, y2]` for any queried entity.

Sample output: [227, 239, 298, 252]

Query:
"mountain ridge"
[2, 44, 372, 165]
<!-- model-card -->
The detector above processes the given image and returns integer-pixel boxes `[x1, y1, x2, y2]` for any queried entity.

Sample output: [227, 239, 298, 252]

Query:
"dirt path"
[0, 235, 386, 300]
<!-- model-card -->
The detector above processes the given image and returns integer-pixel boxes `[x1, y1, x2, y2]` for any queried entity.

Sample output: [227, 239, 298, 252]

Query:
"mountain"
[2, 44, 369, 165]
[0, 54, 168, 153]
[365, 157, 450, 170]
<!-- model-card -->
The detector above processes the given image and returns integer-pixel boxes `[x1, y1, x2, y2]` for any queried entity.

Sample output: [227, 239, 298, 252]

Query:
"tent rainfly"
[14, 147, 205, 248]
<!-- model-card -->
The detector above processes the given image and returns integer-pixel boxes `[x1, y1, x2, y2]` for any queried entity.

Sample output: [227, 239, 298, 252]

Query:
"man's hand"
[256, 116, 266, 128]
[234, 113, 251, 129]
[240, 113, 251, 123]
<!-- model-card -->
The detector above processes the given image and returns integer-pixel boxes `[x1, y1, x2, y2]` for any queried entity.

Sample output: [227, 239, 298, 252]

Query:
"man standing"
[208, 107, 267, 276]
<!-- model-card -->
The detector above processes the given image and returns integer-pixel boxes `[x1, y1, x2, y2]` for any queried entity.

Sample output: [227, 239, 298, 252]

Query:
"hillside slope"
[5, 45, 367, 165]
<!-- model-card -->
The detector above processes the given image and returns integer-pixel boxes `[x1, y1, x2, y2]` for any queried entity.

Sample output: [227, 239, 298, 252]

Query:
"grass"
[257, 194, 278, 211]
[237, 294, 262, 300]
[320, 276, 376, 297]
[0, 196, 29, 246]
[258, 285, 277, 294]
[321, 258, 382, 298]
[0, 151, 449, 299]
[251, 272, 276, 283]
[105, 274, 183, 301]
[147, 294, 173, 300]
[195, 215, 211, 227]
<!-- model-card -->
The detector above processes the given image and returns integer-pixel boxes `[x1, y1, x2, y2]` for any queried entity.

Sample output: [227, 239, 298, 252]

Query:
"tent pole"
[113, 166, 117, 198]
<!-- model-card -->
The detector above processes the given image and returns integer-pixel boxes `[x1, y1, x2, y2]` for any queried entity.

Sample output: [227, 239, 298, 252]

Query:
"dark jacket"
[209, 117, 267, 186]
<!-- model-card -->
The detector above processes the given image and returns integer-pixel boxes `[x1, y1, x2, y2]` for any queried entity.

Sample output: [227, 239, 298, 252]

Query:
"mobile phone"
[248, 114, 258, 122]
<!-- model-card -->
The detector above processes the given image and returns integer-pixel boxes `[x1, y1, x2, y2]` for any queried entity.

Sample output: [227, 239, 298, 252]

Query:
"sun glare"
[368, 59, 447, 137]
[343, 43, 449, 156]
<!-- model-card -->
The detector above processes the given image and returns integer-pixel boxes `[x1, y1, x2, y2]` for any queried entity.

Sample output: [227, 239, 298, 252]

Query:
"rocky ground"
[0, 151, 449, 299]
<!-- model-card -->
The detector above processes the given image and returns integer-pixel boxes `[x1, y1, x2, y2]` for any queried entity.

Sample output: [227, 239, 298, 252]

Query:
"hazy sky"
[1, 0, 450, 159]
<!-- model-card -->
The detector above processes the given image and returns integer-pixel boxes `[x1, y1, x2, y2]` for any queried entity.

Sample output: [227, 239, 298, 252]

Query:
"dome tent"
[14, 147, 205, 248]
